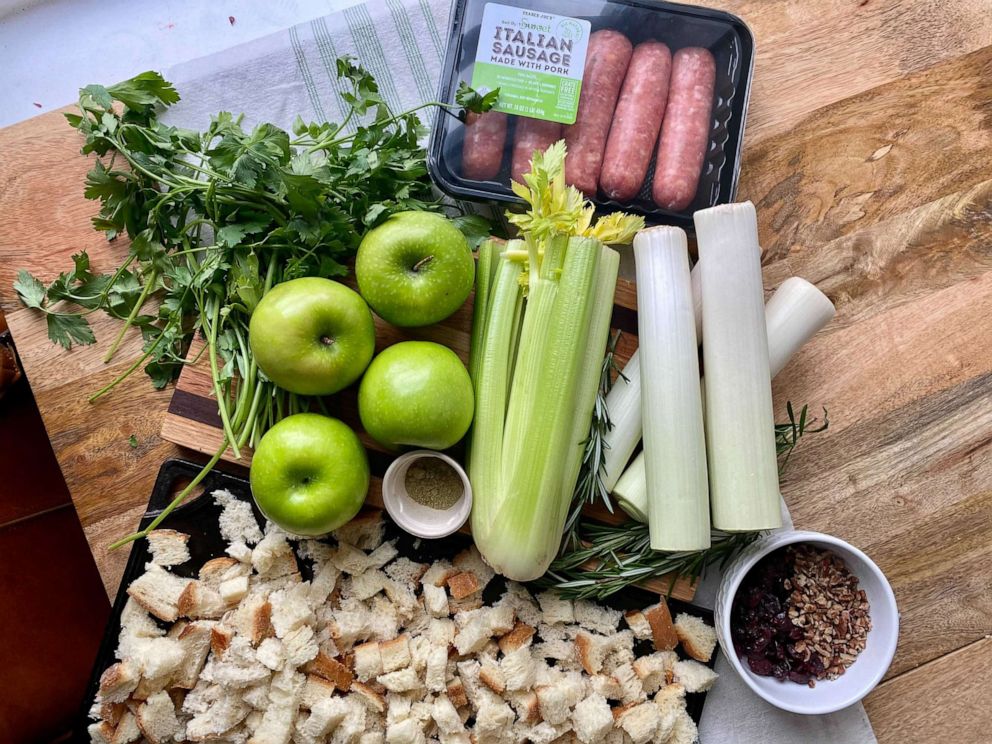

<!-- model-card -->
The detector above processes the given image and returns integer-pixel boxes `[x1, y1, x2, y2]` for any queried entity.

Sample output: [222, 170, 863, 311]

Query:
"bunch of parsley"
[15, 62, 494, 547]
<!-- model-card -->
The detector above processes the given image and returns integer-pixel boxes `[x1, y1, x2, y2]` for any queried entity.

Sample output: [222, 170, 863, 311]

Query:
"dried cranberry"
[748, 656, 775, 676]
[730, 547, 815, 686]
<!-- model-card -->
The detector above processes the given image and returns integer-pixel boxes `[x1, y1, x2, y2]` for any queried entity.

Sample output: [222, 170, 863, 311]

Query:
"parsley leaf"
[456, 82, 500, 114]
[107, 71, 180, 109]
[452, 213, 497, 249]
[14, 270, 47, 309]
[47, 313, 96, 350]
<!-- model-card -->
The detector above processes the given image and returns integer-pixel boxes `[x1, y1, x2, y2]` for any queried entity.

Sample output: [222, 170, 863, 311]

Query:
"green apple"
[250, 413, 369, 536]
[358, 341, 474, 450]
[356, 211, 474, 327]
[249, 277, 375, 396]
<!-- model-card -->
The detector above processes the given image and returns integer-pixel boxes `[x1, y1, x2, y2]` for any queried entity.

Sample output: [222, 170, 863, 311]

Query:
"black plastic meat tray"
[75, 458, 717, 740]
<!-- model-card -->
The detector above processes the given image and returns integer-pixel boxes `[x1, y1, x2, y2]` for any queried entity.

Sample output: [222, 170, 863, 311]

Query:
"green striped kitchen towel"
[163, 0, 454, 134]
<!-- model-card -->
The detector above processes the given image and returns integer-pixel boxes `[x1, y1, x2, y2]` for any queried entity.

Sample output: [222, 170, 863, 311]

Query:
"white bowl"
[714, 530, 899, 715]
[381, 450, 472, 539]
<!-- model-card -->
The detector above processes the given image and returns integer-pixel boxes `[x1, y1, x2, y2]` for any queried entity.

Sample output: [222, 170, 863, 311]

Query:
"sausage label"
[471, 3, 590, 124]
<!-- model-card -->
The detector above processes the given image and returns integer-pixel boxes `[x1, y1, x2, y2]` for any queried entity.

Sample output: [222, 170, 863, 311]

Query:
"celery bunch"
[468, 143, 641, 581]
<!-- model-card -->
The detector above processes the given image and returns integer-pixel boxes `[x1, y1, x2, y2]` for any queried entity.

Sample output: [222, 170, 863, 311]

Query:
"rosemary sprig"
[543, 525, 759, 600]
[547, 339, 829, 599]
[776, 401, 828, 471]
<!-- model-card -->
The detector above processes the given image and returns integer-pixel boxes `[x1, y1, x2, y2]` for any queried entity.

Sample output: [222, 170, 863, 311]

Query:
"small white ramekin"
[381, 450, 472, 539]
[714, 530, 899, 715]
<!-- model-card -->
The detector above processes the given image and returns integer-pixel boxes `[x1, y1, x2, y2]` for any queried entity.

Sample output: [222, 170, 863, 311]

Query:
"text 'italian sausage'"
[652, 47, 716, 211]
[564, 29, 633, 196]
[511, 117, 563, 183]
[461, 111, 508, 181]
[599, 41, 672, 202]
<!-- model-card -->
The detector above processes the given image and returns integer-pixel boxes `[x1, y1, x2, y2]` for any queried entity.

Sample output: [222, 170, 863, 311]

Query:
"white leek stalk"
[601, 350, 641, 492]
[604, 263, 700, 494]
[691, 264, 703, 341]
[614, 276, 835, 522]
[634, 227, 709, 549]
[613, 461, 648, 522]
[697, 201, 781, 531]
[765, 277, 836, 377]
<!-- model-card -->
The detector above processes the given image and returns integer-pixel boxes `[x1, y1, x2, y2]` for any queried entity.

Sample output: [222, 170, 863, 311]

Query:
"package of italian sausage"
[427, 0, 754, 227]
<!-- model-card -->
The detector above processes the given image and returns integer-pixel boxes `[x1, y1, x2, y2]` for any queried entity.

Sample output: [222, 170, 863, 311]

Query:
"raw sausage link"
[651, 47, 716, 211]
[511, 117, 563, 183]
[461, 111, 508, 181]
[564, 29, 633, 196]
[599, 41, 672, 202]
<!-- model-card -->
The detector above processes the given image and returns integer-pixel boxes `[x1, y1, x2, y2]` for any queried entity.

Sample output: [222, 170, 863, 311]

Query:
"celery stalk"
[477, 237, 601, 581]
[634, 227, 709, 550]
[499, 238, 567, 488]
[696, 202, 781, 531]
[561, 245, 621, 499]
[468, 140, 643, 581]
[468, 254, 524, 529]
[468, 238, 504, 386]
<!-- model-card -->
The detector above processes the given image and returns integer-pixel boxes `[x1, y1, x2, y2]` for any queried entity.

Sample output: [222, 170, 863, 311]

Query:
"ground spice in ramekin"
[404, 458, 463, 510]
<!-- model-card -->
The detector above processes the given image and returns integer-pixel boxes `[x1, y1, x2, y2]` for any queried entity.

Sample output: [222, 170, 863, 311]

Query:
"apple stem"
[412, 255, 434, 273]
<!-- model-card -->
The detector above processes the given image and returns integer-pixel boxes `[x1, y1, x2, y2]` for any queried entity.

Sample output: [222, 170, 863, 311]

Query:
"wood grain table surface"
[0, 1, 990, 740]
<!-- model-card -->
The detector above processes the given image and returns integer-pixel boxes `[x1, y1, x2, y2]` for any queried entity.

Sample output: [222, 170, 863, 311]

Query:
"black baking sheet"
[75, 458, 717, 740]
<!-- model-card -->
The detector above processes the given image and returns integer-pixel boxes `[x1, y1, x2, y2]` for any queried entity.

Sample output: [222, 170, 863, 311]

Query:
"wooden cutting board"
[158, 273, 704, 598]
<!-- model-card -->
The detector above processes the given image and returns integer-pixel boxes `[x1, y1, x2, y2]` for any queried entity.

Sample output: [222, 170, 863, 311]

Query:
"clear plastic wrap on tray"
[428, 0, 754, 228]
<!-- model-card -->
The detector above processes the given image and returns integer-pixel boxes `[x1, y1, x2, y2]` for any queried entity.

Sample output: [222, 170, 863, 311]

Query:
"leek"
[601, 263, 696, 494]
[468, 141, 642, 581]
[696, 201, 780, 531]
[613, 455, 648, 522]
[601, 350, 641, 492]
[691, 264, 703, 341]
[765, 277, 836, 377]
[615, 275, 835, 522]
[634, 227, 709, 550]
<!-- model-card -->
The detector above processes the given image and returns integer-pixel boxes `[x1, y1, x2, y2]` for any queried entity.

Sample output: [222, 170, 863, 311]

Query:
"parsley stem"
[237, 379, 266, 449]
[230, 326, 256, 432]
[263, 253, 278, 293]
[203, 296, 242, 460]
[180, 218, 212, 236]
[108, 440, 228, 550]
[302, 100, 457, 152]
[107, 136, 184, 189]
[88, 336, 161, 403]
[103, 269, 157, 364]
